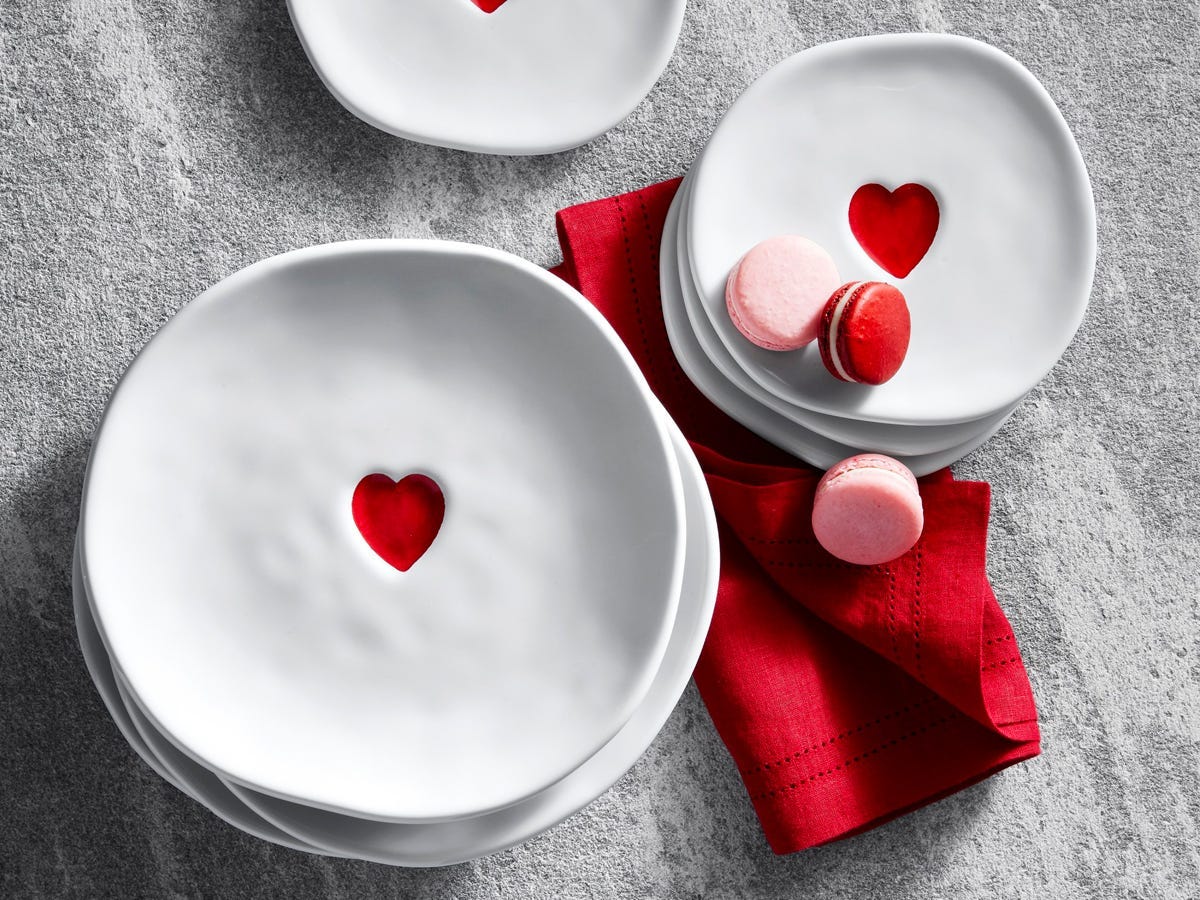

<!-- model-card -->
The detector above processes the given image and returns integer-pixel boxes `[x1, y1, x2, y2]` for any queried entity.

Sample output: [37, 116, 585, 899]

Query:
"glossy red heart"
[352, 473, 445, 572]
[469, 0, 508, 11]
[848, 183, 940, 279]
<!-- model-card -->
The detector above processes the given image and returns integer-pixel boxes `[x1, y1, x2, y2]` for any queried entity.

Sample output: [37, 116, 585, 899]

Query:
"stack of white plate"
[75, 241, 718, 866]
[662, 35, 1096, 476]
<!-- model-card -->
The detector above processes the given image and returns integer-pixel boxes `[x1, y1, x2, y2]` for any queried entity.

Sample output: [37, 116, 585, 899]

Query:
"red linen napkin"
[551, 179, 1040, 855]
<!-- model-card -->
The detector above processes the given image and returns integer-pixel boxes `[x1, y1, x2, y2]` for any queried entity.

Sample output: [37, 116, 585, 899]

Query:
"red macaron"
[817, 281, 911, 385]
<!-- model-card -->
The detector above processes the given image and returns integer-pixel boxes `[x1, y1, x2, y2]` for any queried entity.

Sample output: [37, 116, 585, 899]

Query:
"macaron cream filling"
[826, 282, 867, 382]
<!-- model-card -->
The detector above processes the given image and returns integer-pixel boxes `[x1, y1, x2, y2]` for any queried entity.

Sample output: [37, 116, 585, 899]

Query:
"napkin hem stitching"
[889, 568, 900, 662]
[980, 655, 1022, 672]
[913, 547, 925, 680]
[614, 194, 655, 383]
[743, 698, 936, 777]
[749, 713, 958, 801]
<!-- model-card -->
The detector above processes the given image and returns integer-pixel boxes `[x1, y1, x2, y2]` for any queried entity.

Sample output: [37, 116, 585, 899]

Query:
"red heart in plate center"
[469, 0, 508, 11]
[352, 473, 445, 572]
[848, 183, 940, 279]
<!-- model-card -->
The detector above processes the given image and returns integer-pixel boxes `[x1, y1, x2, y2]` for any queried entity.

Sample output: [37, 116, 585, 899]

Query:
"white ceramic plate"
[288, 0, 686, 154]
[662, 182, 1016, 476]
[688, 34, 1095, 424]
[81, 240, 686, 823]
[675, 178, 1022, 457]
[216, 411, 719, 865]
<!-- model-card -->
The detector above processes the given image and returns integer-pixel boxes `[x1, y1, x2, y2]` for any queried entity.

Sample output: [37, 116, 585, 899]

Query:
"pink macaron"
[725, 236, 841, 351]
[818, 281, 911, 385]
[811, 454, 924, 566]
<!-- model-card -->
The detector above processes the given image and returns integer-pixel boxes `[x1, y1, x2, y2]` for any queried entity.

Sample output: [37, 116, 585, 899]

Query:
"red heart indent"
[848, 183, 940, 279]
[352, 473, 445, 572]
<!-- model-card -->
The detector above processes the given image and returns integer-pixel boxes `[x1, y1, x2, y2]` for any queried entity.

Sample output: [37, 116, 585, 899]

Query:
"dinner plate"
[288, 0, 687, 154]
[662, 181, 1016, 475]
[81, 240, 686, 823]
[688, 34, 1095, 425]
[211, 409, 716, 865]
[675, 177, 1022, 457]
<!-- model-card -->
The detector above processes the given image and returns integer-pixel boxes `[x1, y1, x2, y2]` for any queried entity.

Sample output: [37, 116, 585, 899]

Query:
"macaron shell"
[725, 235, 841, 351]
[725, 258, 792, 352]
[819, 282, 911, 385]
[820, 452, 919, 492]
[812, 455, 923, 565]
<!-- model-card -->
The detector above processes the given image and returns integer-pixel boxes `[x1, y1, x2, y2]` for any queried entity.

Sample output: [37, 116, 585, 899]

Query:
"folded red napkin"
[551, 179, 1040, 854]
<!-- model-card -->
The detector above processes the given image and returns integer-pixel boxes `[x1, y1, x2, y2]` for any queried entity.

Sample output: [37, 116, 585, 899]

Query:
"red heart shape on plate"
[848, 183, 940, 279]
[352, 473, 445, 572]
[469, 0, 508, 11]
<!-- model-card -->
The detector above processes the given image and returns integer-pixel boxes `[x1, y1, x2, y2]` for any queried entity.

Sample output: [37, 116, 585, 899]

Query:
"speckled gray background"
[2, 0, 1197, 897]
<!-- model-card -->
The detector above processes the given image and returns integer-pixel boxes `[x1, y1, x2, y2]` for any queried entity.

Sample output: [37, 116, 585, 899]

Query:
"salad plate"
[661, 182, 1016, 475]
[687, 34, 1095, 425]
[675, 177, 1022, 458]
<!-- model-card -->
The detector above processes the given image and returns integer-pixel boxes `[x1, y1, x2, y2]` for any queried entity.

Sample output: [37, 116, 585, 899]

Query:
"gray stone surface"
[2, 0, 1197, 897]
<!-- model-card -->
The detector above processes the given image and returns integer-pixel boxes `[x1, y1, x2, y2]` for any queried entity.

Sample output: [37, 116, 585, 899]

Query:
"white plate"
[675, 178, 1021, 457]
[662, 182, 1016, 476]
[676, 178, 1022, 458]
[688, 34, 1095, 425]
[288, 0, 686, 154]
[81, 240, 686, 823]
[212, 411, 716, 866]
